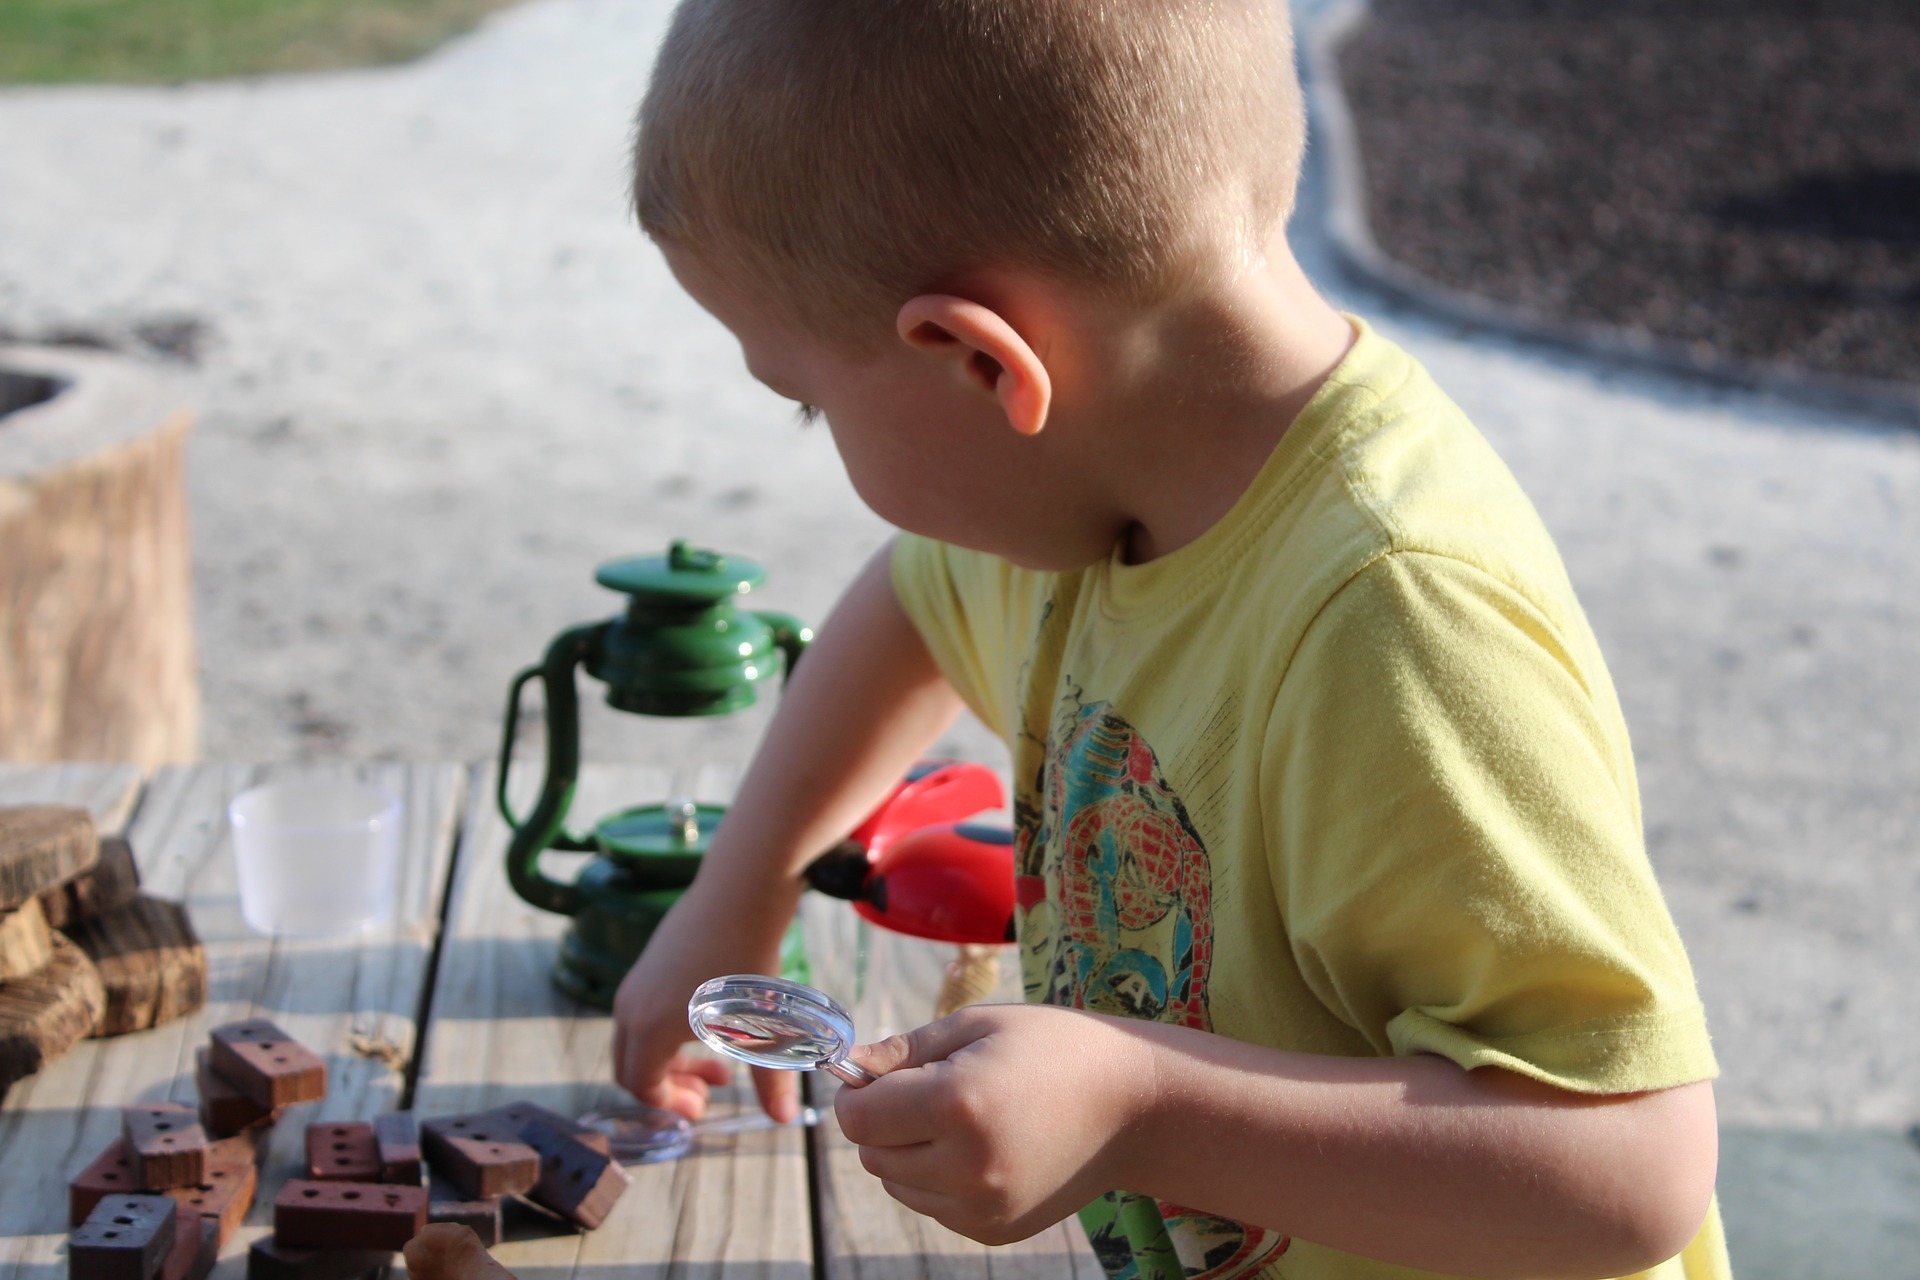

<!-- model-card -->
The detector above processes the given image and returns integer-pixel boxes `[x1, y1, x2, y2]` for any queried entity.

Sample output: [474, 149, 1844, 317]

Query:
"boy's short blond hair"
[633, 0, 1307, 341]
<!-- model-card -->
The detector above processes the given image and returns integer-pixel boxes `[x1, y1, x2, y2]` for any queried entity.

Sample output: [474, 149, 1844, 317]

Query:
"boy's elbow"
[1571, 1080, 1720, 1279]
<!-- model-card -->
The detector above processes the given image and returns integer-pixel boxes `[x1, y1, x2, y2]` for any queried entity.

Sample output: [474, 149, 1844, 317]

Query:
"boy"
[609, 1, 1726, 1277]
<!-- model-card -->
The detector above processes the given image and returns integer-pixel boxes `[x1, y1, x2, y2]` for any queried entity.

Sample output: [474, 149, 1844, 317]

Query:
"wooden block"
[69, 1193, 176, 1280]
[424, 1174, 502, 1247]
[68, 897, 207, 1037]
[486, 1099, 611, 1156]
[71, 1139, 141, 1226]
[0, 932, 106, 1090]
[123, 1103, 208, 1190]
[40, 834, 143, 929]
[0, 805, 98, 911]
[164, 1135, 259, 1246]
[518, 1117, 630, 1230]
[207, 1018, 326, 1109]
[0, 897, 54, 980]
[158, 1214, 218, 1280]
[419, 1113, 539, 1200]
[272, 1180, 427, 1251]
[306, 1121, 380, 1182]
[245, 1238, 392, 1280]
[372, 1111, 421, 1185]
[195, 1047, 279, 1136]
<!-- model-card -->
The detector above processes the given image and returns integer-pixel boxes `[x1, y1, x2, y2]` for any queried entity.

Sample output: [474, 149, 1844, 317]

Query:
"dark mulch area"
[1335, 0, 1920, 390]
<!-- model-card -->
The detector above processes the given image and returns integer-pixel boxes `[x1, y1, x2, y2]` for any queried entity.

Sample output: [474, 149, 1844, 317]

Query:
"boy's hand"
[610, 874, 802, 1122]
[403, 1225, 517, 1280]
[833, 1004, 1155, 1245]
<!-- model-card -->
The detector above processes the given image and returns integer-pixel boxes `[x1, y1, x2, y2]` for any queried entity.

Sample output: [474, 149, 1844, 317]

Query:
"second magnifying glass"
[688, 974, 877, 1087]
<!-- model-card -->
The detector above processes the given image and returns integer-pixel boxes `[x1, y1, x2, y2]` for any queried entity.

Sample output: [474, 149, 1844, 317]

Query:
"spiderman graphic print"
[1014, 688, 1288, 1280]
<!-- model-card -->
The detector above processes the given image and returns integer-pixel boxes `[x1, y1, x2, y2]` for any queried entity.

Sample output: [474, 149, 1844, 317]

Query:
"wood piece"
[373, 1111, 422, 1185]
[69, 1193, 177, 1280]
[424, 1174, 502, 1247]
[0, 931, 106, 1089]
[158, 1214, 218, 1280]
[68, 896, 207, 1037]
[0, 344, 199, 768]
[163, 1135, 259, 1246]
[306, 1121, 381, 1182]
[419, 1113, 540, 1200]
[0, 805, 98, 910]
[0, 896, 55, 980]
[71, 1139, 142, 1226]
[245, 1238, 392, 1280]
[207, 1018, 326, 1109]
[40, 834, 143, 929]
[519, 1118, 630, 1230]
[410, 762, 815, 1280]
[487, 1100, 610, 1156]
[273, 1180, 427, 1251]
[0, 762, 466, 1280]
[195, 1047, 279, 1136]
[122, 1103, 207, 1190]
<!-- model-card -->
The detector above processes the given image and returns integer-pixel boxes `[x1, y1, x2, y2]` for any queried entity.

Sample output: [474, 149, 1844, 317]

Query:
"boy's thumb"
[845, 1009, 989, 1079]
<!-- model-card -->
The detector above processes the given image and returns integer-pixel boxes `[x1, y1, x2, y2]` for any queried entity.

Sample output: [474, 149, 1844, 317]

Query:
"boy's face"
[663, 246, 1094, 569]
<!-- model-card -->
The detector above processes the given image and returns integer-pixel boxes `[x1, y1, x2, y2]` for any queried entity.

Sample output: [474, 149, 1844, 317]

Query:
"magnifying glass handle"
[823, 1057, 878, 1087]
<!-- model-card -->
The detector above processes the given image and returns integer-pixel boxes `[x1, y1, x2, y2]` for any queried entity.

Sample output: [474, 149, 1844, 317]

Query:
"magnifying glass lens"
[688, 975, 873, 1084]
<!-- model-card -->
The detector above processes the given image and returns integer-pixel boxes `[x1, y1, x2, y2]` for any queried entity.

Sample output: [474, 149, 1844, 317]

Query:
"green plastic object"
[497, 541, 812, 1008]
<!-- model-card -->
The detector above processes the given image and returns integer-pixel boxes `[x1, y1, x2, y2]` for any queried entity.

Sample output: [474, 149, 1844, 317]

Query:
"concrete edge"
[1297, 0, 1920, 430]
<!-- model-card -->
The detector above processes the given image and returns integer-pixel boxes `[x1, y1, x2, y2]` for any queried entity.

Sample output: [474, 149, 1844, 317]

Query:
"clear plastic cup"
[229, 781, 402, 936]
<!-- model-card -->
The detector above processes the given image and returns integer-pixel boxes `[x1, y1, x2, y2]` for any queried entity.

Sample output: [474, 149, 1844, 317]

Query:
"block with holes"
[305, 1121, 381, 1182]
[196, 1047, 278, 1137]
[372, 1112, 421, 1185]
[519, 1118, 630, 1229]
[419, 1113, 539, 1200]
[69, 1194, 177, 1280]
[207, 1019, 326, 1109]
[163, 1136, 259, 1246]
[245, 1238, 393, 1280]
[272, 1180, 426, 1251]
[122, 1103, 207, 1191]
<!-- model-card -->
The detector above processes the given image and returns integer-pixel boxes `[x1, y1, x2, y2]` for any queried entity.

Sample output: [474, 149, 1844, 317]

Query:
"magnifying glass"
[687, 973, 878, 1086]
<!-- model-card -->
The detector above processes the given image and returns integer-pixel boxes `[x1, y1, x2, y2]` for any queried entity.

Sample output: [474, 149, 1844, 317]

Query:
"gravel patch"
[1335, 0, 1920, 391]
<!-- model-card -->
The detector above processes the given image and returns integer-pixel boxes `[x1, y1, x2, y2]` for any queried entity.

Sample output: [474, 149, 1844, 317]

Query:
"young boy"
[608, 1, 1727, 1277]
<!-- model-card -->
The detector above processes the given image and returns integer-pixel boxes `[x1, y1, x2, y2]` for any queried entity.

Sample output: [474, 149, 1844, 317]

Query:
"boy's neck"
[1060, 236, 1354, 566]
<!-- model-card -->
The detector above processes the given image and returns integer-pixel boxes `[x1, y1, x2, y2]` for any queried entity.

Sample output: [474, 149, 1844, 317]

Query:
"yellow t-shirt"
[890, 318, 1727, 1280]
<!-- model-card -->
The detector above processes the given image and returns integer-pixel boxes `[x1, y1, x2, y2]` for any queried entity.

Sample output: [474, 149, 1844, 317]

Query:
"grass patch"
[0, 0, 525, 85]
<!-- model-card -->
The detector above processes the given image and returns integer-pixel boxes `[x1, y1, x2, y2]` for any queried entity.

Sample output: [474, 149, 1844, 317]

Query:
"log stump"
[0, 345, 199, 766]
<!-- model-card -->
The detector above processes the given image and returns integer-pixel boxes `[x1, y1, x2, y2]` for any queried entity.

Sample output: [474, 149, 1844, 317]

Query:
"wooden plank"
[0, 761, 466, 1280]
[802, 894, 1104, 1280]
[0, 764, 144, 834]
[408, 760, 813, 1280]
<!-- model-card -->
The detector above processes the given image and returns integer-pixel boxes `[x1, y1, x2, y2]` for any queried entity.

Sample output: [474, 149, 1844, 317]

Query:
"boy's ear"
[896, 295, 1051, 436]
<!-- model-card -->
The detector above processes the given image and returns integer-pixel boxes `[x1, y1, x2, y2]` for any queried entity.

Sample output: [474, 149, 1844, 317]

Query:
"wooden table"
[0, 762, 1101, 1280]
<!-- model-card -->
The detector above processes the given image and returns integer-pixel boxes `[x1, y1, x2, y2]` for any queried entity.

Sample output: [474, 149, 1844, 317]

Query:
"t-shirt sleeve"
[890, 533, 1019, 741]
[1263, 550, 1718, 1094]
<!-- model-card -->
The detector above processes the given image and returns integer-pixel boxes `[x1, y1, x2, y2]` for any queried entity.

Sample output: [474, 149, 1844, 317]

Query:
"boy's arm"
[611, 542, 966, 1118]
[840, 1005, 1718, 1280]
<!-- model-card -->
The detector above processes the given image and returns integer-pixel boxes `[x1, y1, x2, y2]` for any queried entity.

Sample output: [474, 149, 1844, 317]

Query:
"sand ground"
[2, 0, 1916, 1172]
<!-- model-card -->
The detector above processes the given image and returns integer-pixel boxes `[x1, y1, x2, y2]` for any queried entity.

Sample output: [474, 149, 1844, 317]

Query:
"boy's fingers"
[832, 1065, 944, 1147]
[752, 1065, 801, 1125]
[404, 1224, 517, 1280]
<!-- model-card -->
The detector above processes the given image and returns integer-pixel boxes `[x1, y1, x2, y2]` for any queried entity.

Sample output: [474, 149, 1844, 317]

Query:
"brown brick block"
[158, 1215, 217, 1280]
[195, 1048, 278, 1137]
[207, 1019, 325, 1109]
[372, 1112, 421, 1185]
[69, 1194, 176, 1280]
[306, 1121, 380, 1182]
[518, 1118, 629, 1230]
[486, 1100, 610, 1156]
[273, 1180, 427, 1252]
[424, 1174, 501, 1247]
[244, 1238, 392, 1280]
[122, 1103, 206, 1191]
[419, 1114, 538, 1200]
[71, 1139, 139, 1226]
[163, 1136, 258, 1246]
